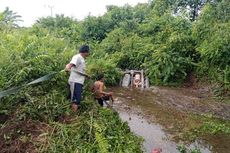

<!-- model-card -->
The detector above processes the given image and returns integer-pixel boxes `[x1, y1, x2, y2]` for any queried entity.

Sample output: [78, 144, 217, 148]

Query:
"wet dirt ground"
[0, 120, 49, 153]
[109, 87, 230, 153]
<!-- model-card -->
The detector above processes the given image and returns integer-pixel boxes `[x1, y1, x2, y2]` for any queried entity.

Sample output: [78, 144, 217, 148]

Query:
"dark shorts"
[69, 82, 83, 105]
[96, 95, 110, 107]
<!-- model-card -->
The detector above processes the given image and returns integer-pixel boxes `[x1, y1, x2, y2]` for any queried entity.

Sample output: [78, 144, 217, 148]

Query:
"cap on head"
[79, 45, 89, 53]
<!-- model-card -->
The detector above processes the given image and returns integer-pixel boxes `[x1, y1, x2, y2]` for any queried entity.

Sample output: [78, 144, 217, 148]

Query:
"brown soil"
[0, 120, 49, 153]
[111, 84, 230, 120]
[149, 86, 230, 120]
[0, 114, 9, 124]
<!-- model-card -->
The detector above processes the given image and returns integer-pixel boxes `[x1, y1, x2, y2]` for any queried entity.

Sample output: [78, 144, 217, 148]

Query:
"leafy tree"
[36, 14, 77, 30]
[149, 0, 212, 21]
[0, 7, 22, 29]
[176, 0, 211, 21]
[193, 0, 230, 91]
[145, 15, 196, 84]
[35, 14, 81, 45]
[80, 15, 114, 41]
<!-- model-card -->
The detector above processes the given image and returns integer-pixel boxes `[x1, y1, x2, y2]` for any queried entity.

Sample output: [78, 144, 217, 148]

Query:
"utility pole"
[48, 5, 54, 17]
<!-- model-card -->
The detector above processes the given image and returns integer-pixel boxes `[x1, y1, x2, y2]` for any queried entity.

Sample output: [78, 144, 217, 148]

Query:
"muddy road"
[110, 87, 230, 153]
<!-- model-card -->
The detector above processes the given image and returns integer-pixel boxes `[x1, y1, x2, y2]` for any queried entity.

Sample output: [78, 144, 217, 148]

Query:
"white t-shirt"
[68, 54, 86, 85]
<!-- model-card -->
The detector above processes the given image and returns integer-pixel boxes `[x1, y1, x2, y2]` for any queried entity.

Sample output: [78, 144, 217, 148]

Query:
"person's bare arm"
[99, 82, 112, 96]
[65, 63, 74, 72]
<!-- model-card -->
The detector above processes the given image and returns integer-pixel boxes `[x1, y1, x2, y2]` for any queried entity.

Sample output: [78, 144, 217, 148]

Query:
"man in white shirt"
[65, 45, 90, 112]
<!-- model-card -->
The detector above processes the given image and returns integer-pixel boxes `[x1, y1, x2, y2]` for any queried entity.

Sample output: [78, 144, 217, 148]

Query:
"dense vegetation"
[0, 0, 229, 152]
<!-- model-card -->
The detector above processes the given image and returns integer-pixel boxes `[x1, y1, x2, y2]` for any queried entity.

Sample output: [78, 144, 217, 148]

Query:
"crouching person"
[92, 74, 114, 107]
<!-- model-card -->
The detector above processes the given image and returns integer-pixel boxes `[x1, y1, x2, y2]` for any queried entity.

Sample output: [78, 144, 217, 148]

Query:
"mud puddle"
[110, 87, 230, 153]
[114, 104, 210, 153]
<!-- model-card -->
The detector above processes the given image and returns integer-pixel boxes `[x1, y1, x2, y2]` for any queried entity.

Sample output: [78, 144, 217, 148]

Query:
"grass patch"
[182, 114, 230, 142]
[0, 90, 143, 153]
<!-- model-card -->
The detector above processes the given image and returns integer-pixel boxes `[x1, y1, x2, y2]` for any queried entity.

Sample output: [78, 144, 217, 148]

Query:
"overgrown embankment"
[0, 92, 142, 153]
[0, 26, 139, 152]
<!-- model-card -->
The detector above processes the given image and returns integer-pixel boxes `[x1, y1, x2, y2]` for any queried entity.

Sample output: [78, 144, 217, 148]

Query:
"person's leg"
[71, 103, 78, 112]
[97, 98, 104, 107]
[67, 83, 71, 100]
[71, 83, 83, 112]
[71, 83, 78, 112]
[103, 95, 114, 102]
[75, 83, 83, 107]
[101, 95, 114, 107]
[69, 82, 77, 112]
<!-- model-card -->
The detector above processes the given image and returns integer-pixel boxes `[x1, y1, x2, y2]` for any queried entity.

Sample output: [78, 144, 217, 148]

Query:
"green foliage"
[146, 48, 192, 85]
[177, 144, 187, 153]
[140, 14, 196, 84]
[0, 1, 230, 152]
[18, 89, 70, 121]
[183, 114, 230, 143]
[100, 29, 154, 70]
[81, 4, 149, 42]
[87, 58, 122, 86]
[176, 0, 210, 21]
[80, 15, 114, 41]
[1, 0, 226, 88]
[94, 123, 109, 153]
[200, 121, 230, 134]
[0, 7, 22, 30]
[177, 144, 201, 153]
[35, 14, 82, 45]
[100, 28, 126, 54]
[0, 11, 142, 152]
[40, 101, 142, 153]
[0, 29, 72, 88]
[193, 0, 230, 92]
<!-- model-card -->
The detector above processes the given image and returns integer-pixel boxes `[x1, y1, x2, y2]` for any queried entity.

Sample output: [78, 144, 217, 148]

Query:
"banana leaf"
[0, 72, 58, 100]
[0, 86, 24, 99]
[27, 72, 57, 85]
